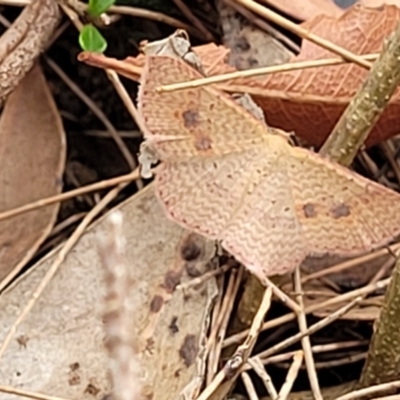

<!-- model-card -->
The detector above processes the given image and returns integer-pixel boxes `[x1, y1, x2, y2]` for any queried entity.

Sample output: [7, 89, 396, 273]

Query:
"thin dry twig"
[253, 296, 362, 360]
[0, 385, 72, 400]
[380, 141, 400, 187]
[262, 277, 301, 313]
[0, 168, 140, 224]
[171, 0, 214, 41]
[247, 357, 278, 399]
[224, 277, 386, 348]
[210, 267, 244, 371]
[277, 351, 304, 400]
[0, 0, 205, 38]
[205, 268, 239, 356]
[207, 273, 226, 384]
[44, 56, 137, 172]
[178, 263, 233, 290]
[301, 242, 400, 283]
[335, 380, 400, 400]
[198, 285, 272, 400]
[241, 371, 259, 400]
[158, 53, 379, 92]
[294, 266, 322, 399]
[261, 340, 368, 366]
[108, 4, 203, 39]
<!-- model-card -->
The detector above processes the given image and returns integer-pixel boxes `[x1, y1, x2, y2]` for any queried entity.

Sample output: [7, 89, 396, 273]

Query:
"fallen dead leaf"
[0, 184, 217, 400]
[0, 63, 65, 286]
[228, 4, 400, 148]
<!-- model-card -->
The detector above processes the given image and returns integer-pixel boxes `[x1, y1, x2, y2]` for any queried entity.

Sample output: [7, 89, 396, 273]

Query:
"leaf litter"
[0, 0, 400, 400]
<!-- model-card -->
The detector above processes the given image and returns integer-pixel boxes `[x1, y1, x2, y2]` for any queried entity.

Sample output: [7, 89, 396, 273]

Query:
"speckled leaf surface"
[0, 184, 217, 400]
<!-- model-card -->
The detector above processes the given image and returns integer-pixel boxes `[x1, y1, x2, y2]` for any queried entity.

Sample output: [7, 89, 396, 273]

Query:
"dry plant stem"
[196, 369, 225, 400]
[320, 22, 400, 165]
[241, 371, 259, 400]
[56, 0, 203, 37]
[207, 273, 226, 384]
[380, 141, 400, 186]
[335, 380, 400, 400]
[0, 183, 128, 360]
[294, 266, 322, 400]
[178, 263, 232, 290]
[262, 340, 368, 366]
[109, 5, 199, 37]
[0, 168, 140, 224]
[247, 357, 278, 399]
[232, 0, 371, 68]
[205, 269, 238, 355]
[244, 295, 362, 357]
[277, 351, 303, 400]
[263, 277, 301, 313]
[158, 53, 379, 92]
[313, 352, 367, 369]
[44, 56, 136, 171]
[171, 0, 214, 41]
[211, 267, 244, 372]
[301, 242, 400, 283]
[360, 254, 400, 386]
[223, 278, 387, 347]
[236, 286, 272, 357]
[99, 211, 141, 400]
[199, 286, 272, 400]
[106, 70, 148, 135]
[0, 385, 71, 400]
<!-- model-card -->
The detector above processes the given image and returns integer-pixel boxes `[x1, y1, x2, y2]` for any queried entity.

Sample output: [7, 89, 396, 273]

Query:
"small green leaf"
[79, 25, 107, 53]
[88, 0, 115, 17]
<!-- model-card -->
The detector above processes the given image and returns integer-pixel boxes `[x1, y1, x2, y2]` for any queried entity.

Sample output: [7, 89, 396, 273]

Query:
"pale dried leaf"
[0, 184, 217, 400]
[0, 64, 65, 283]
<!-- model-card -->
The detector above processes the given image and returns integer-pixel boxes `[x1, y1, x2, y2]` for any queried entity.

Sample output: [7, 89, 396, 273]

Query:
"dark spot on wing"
[194, 136, 212, 151]
[182, 109, 200, 128]
[331, 203, 351, 219]
[179, 334, 198, 367]
[150, 295, 164, 313]
[303, 203, 317, 218]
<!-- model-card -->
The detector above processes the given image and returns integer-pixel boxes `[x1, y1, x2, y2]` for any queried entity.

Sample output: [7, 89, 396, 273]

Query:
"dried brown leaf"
[228, 4, 400, 147]
[0, 64, 65, 284]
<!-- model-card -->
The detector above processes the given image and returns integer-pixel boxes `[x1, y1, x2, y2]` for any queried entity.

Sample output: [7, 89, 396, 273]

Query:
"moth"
[138, 54, 400, 280]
